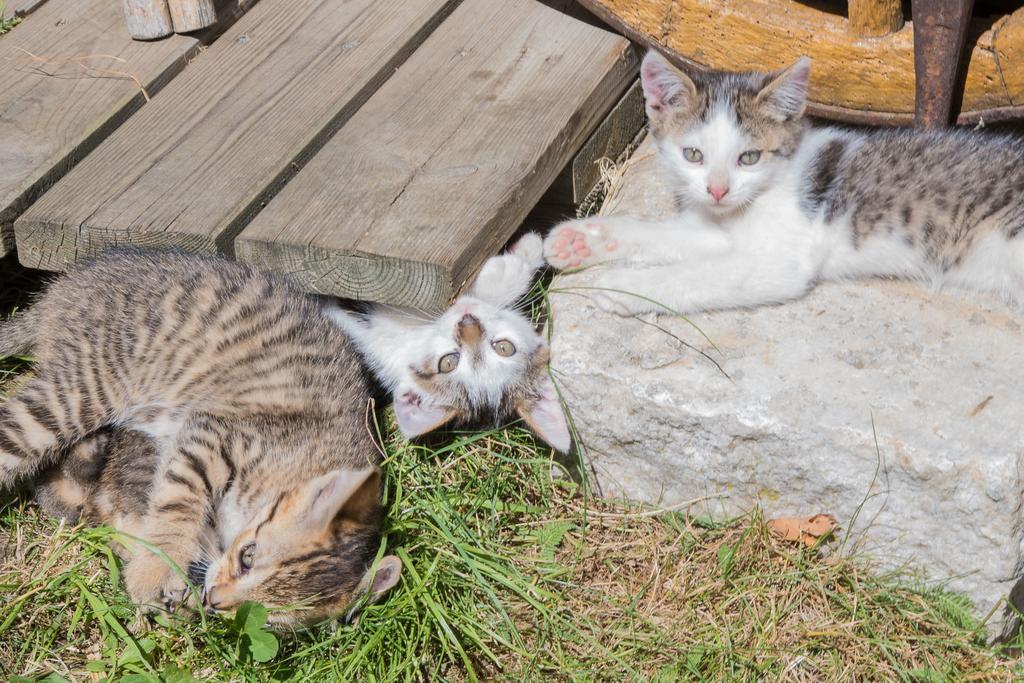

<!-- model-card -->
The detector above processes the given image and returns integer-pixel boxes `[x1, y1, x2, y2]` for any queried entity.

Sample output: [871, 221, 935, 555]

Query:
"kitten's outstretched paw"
[125, 552, 194, 613]
[544, 220, 620, 270]
[510, 232, 543, 269]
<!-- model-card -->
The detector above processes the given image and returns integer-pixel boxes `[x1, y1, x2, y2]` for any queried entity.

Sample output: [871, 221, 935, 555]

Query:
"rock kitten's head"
[203, 467, 401, 630]
[640, 50, 811, 215]
[393, 291, 569, 452]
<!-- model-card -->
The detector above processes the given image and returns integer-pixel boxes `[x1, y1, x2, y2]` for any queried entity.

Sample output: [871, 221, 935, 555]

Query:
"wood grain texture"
[576, 0, 1024, 126]
[570, 79, 644, 204]
[167, 0, 216, 32]
[848, 0, 903, 37]
[2, 0, 49, 20]
[122, 0, 173, 40]
[0, 0, 200, 256]
[15, 0, 461, 270]
[236, 0, 636, 311]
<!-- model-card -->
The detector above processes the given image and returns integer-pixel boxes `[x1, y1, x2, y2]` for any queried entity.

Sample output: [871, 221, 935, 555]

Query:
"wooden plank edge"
[2, 0, 49, 21]
[236, 239, 451, 313]
[19, 0, 463, 271]
[14, 217, 221, 271]
[8, 39, 205, 268]
[572, 0, 1024, 127]
[448, 42, 639, 292]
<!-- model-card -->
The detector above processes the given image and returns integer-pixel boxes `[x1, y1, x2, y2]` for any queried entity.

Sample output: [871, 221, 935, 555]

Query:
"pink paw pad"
[559, 228, 574, 237]
[568, 258, 582, 268]
[605, 239, 619, 252]
[578, 247, 592, 258]
[557, 250, 570, 260]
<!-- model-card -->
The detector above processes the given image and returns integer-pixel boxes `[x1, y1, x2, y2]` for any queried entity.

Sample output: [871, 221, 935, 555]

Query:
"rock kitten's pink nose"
[707, 185, 729, 202]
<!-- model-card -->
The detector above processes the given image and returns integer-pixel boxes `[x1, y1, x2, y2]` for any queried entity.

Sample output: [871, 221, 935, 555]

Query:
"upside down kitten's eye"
[492, 340, 516, 357]
[682, 147, 703, 163]
[738, 150, 762, 165]
[438, 353, 459, 373]
[239, 542, 256, 572]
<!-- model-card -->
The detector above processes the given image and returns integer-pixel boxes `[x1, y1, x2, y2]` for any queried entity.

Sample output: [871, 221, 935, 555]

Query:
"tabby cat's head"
[202, 468, 401, 629]
[640, 50, 811, 215]
[392, 293, 570, 452]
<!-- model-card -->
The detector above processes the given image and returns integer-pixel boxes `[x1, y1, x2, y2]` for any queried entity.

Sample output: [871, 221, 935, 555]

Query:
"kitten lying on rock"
[545, 51, 1024, 316]
[328, 233, 570, 452]
[0, 250, 400, 628]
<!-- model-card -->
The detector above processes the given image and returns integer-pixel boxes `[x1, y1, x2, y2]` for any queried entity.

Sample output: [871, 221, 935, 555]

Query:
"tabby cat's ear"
[516, 375, 571, 452]
[640, 50, 697, 123]
[393, 388, 456, 438]
[302, 467, 381, 530]
[756, 57, 811, 121]
[356, 555, 403, 604]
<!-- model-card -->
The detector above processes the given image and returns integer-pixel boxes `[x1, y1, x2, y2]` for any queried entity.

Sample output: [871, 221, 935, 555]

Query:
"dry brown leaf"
[768, 514, 839, 547]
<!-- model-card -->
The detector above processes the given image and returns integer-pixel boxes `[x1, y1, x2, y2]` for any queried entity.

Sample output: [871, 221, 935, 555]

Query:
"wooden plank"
[2, 0, 49, 21]
[15, 0, 461, 270]
[235, 0, 636, 312]
[122, 0, 174, 40]
[575, 0, 1024, 127]
[569, 80, 643, 205]
[0, 0, 201, 256]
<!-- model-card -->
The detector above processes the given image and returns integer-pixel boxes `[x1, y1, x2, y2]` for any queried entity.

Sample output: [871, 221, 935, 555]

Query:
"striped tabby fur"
[0, 250, 400, 628]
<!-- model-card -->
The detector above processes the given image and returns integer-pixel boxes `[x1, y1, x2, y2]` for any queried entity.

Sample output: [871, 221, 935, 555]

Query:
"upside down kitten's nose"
[456, 314, 483, 344]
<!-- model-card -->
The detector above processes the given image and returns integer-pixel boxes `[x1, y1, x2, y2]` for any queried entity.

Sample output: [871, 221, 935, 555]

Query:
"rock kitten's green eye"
[492, 340, 516, 357]
[239, 543, 256, 572]
[438, 353, 459, 373]
[738, 150, 762, 165]
[682, 148, 703, 163]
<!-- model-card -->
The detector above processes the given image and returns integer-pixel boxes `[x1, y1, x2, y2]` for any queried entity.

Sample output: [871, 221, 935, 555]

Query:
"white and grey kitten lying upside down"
[544, 50, 1024, 315]
[328, 233, 570, 453]
[0, 250, 400, 628]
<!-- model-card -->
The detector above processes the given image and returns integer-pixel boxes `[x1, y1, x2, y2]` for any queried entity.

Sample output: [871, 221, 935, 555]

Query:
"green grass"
[0, 1, 21, 35]
[2, 423, 1021, 681]
[1, 253, 1022, 681]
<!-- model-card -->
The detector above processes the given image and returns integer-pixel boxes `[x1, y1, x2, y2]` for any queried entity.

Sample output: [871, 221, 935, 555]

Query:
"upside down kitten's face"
[640, 50, 810, 215]
[394, 291, 563, 446]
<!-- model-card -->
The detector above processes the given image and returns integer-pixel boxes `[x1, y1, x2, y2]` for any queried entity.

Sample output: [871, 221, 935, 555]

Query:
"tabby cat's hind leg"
[0, 375, 115, 489]
[33, 430, 112, 521]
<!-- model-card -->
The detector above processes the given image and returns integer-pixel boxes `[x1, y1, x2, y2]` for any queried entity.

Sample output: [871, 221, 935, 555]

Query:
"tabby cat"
[0, 250, 400, 627]
[328, 233, 571, 452]
[544, 51, 1024, 315]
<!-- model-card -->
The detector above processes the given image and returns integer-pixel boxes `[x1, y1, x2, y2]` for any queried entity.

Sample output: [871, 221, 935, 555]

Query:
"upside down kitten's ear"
[756, 57, 811, 121]
[300, 467, 382, 531]
[516, 374, 571, 453]
[640, 50, 697, 124]
[393, 387, 456, 439]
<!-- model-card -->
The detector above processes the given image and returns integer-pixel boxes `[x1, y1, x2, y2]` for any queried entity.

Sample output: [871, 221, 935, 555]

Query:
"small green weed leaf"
[247, 626, 280, 663]
[234, 600, 267, 634]
[534, 520, 575, 563]
[162, 664, 202, 683]
[717, 545, 736, 579]
[85, 661, 108, 673]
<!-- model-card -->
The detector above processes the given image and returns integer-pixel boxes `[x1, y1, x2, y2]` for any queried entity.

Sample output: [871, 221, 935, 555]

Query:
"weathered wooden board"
[236, 0, 636, 311]
[0, 0, 201, 256]
[15, 0, 461, 270]
[577, 0, 1024, 126]
[2, 0, 49, 20]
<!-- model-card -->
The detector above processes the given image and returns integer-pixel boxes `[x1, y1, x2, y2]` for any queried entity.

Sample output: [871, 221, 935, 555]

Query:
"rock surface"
[548, 137, 1024, 637]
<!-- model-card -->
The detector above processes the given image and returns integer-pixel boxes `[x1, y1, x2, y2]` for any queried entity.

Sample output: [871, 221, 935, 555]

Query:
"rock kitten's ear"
[356, 555, 403, 605]
[516, 374, 571, 452]
[756, 57, 811, 121]
[393, 388, 456, 438]
[302, 467, 381, 530]
[640, 50, 697, 123]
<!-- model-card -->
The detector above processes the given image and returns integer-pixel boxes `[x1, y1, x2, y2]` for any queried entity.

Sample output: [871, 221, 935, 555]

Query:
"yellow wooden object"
[579, 0, 1024, 125]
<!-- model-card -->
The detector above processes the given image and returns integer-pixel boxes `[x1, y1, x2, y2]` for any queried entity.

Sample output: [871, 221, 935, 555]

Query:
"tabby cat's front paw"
[544, 219, 620, 270]
[125, 552, 193, 613]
